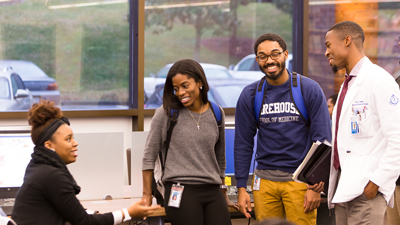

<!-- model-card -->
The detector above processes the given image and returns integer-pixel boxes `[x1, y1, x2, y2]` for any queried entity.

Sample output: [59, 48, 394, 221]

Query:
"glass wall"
[308, 0, 400, 98]
[0, 0, 130, 112]
[143, 0, 294, 109]
[0, 0, 296, 112]
[3, 0, 400, 115]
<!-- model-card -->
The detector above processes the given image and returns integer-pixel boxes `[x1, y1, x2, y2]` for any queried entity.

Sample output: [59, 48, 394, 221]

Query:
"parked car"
[144, 63, 233, 101]
[228, 53, 293, 81]
[0, 60, 61, 105]
[0, 65, 33, 111]
[144, 78, 254, 109]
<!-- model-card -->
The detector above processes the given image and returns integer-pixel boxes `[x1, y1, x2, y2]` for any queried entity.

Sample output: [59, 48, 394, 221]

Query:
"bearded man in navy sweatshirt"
[234, 33, 331, 225]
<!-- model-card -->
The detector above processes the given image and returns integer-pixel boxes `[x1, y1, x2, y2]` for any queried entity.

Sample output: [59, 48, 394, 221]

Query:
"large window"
[308, 0, 400, 98]
[143, 0, 294, 109]
[0, 0, 130, 112]
[0, 0, 297, 114]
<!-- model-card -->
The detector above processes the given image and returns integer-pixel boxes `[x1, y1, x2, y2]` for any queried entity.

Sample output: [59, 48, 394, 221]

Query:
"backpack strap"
[254, 76, 267, 124]
[291, 72, 310, 124]
[159, 108, 179, 171]
[209, 101, 222, 129]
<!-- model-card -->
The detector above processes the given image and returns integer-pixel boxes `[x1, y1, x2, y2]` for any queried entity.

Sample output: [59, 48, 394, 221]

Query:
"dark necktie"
[333, 75, 353, 170]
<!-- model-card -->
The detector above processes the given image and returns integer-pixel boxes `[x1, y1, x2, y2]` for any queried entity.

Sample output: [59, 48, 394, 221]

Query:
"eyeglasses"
[257, 51, 283, 62]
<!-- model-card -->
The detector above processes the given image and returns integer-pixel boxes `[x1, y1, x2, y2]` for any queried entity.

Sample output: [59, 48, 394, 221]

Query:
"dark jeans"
[164, 182, 231, 225]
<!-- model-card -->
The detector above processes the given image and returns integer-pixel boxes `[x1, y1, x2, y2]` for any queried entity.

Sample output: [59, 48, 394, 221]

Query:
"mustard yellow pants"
[252, 178, 317, 225]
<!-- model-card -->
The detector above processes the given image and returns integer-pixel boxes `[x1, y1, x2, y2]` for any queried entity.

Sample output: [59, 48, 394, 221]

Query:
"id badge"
[253, 175, 261, 191]
[351, 116, 359, 134]
[168, 183, 184, 208]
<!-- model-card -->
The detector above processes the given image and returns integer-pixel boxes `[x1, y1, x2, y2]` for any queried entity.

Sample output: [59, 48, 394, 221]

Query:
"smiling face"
[172, 73, 203, 111]
[325, 30, 348, 73]
[256, 40, 288, 84]
[45, 124, 78, 165]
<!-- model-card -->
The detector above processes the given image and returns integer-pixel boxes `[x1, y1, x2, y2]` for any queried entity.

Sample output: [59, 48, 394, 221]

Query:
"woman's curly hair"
[28, 100, 63, 144]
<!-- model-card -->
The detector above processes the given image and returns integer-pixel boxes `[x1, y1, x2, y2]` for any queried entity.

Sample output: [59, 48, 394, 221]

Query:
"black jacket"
[11, 161, 114, 225]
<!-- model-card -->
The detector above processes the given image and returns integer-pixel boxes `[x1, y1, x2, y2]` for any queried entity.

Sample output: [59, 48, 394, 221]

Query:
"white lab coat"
[328, 58, 400, 209]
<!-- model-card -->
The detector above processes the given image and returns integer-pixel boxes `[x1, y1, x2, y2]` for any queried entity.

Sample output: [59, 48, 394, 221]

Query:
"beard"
[331, 64, 339, 74]
[258, 60, 286, 81]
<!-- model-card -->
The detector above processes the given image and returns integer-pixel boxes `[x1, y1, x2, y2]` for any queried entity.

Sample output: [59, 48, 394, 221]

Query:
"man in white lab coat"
[324, 20, 400, 225]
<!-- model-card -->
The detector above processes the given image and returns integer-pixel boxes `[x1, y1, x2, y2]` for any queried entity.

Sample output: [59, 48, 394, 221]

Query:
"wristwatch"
[220, 185, 228, 190]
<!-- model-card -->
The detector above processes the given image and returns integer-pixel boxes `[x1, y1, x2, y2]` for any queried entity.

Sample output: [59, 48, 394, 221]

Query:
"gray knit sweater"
[142, 105, 226, 185]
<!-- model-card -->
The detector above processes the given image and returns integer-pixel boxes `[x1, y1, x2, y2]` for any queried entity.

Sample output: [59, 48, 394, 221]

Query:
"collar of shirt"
[345, 56, 367, 78]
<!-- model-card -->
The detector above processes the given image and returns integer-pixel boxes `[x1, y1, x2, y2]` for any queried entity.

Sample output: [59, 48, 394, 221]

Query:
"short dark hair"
[163, 59, 209, 115]
[254, 33, 287, 55]
[329, 93, 338, 105]
[327, 21, 365, 46]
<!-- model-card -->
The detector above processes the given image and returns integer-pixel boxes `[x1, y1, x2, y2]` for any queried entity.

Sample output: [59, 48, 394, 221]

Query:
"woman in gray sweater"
[141, 59, 234, 225]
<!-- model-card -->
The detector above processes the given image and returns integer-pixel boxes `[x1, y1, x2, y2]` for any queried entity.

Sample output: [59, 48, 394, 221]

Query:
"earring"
[200, 86, 203, 90]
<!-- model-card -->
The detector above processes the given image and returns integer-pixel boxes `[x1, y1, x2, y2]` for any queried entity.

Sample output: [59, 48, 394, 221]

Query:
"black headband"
[35, 117, 70, 146]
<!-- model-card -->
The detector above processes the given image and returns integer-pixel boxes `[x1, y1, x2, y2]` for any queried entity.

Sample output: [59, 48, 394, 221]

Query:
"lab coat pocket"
[335, 155, 370, 201]
[352, 118, 374, 138]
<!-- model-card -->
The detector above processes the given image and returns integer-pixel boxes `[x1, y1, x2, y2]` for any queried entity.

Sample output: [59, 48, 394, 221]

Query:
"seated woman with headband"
[11, 100, 159, 225]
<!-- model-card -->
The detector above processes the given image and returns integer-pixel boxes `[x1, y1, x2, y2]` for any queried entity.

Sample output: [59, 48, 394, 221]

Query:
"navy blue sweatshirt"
[234, 72, 331, 188]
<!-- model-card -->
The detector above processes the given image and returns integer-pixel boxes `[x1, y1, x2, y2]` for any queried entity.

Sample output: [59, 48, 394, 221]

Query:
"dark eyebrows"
[181, 81, 190, 86]
[173, 81, 189, 88]
[258, 49, 281, 55]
